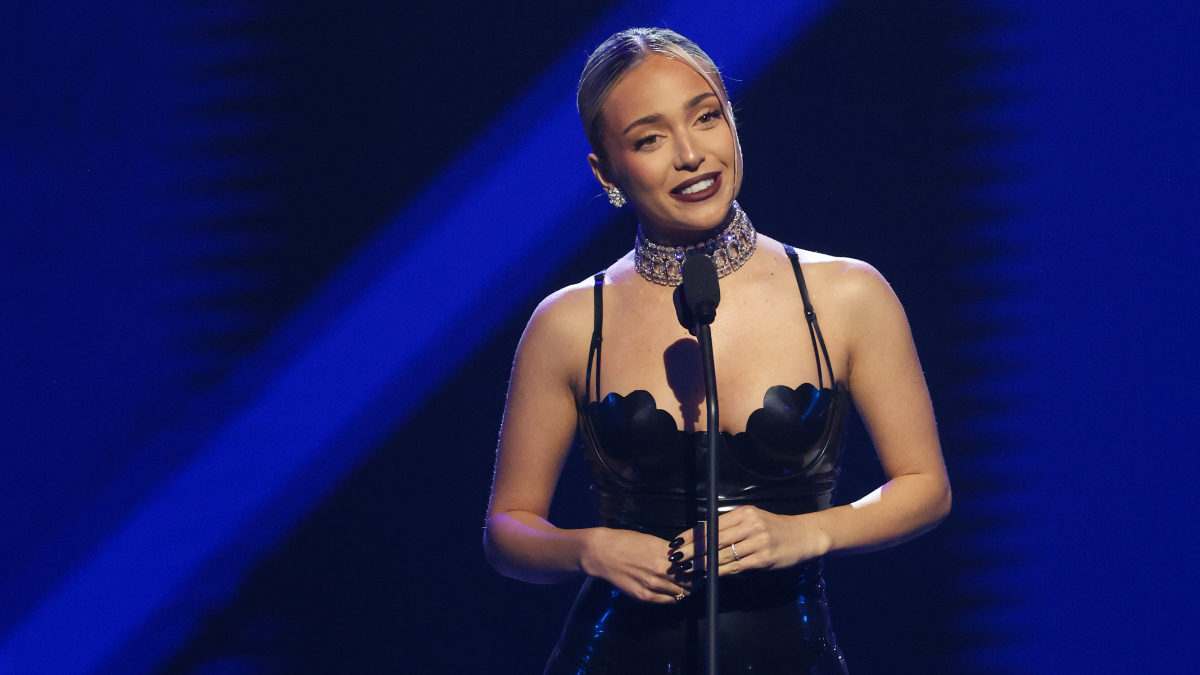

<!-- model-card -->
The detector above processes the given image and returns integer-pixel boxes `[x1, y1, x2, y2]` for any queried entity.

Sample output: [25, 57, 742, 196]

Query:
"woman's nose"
[674, 133, 702, 171]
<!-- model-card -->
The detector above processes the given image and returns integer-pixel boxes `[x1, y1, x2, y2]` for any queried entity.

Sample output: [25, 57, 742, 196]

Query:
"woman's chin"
[673, 197, 733, 230]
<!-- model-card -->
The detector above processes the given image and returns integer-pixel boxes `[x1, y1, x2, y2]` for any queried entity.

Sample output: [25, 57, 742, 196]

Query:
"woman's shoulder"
[526, 252, 638, 325]
[760, 235, 893, 307]
[519, 272, 608, 353]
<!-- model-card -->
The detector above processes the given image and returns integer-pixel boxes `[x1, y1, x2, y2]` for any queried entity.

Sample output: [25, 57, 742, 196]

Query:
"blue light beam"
[0, 1, 836, 672]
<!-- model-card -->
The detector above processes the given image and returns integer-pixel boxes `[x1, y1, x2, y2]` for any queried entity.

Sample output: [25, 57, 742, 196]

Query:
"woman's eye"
[698, 109, 722, 124]
[635, 134, 660, 150]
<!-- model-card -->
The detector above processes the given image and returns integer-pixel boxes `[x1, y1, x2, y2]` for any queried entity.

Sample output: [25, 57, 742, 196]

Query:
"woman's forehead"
[604, 55, 716, 127]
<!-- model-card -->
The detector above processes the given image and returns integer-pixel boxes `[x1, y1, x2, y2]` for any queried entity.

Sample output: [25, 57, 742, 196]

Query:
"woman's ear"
[588, 153, 617, 191]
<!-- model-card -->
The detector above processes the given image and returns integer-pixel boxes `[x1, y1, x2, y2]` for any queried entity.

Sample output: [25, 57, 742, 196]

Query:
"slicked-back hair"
[577, 27, 742, 184]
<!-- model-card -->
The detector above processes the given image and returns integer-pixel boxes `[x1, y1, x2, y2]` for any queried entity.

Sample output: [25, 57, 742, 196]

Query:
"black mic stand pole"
[676, 253, 722, 675]
[695, 319, 720, 675]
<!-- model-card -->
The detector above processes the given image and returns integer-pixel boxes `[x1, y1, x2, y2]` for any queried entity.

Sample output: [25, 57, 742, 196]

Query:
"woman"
[484, 28, 950, 674]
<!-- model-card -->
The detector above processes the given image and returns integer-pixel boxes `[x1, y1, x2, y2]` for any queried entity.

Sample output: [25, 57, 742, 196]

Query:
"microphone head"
[681, 254, 721, 325]
[673, 284, 695, 334]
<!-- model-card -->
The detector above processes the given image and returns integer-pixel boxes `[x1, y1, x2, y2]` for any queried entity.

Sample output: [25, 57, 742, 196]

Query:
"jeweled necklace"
[634, 201, 757, 286]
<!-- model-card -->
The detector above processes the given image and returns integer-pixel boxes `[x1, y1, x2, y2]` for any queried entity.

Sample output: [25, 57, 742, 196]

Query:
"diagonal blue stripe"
[0, 1, 836, 672]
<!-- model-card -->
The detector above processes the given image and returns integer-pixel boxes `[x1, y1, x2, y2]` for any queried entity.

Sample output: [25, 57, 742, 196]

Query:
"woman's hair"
[577, 27, 742, 181]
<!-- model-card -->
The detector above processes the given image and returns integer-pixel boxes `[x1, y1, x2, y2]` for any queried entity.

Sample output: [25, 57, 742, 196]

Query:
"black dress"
[544, 246, 851, 675]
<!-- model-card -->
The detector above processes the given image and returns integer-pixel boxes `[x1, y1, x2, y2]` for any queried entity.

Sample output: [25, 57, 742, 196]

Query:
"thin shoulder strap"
[784, 245, 836, 389]
[584, 272, 605, 404]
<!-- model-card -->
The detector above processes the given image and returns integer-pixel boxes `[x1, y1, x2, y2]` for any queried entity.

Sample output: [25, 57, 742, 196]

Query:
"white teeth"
[681, 177, 715, 195]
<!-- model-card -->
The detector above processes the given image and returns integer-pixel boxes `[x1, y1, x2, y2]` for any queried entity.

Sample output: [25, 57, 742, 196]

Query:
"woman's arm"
[803, 259, 951, 555]
[483, 285, 690, 602]
[484, 288, 592, 583]
[672, 260, 951, 573]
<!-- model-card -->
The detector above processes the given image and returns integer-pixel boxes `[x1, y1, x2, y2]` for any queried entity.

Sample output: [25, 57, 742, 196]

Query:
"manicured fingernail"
[668, 551, 683, 562]
[679, 560, 693, 571]
[670, 538, 684, 548]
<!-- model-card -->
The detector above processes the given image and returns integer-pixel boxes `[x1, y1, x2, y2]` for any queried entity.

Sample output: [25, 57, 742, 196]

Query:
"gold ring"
[731, 543, 740, 561]
[675, 591, 686, 602]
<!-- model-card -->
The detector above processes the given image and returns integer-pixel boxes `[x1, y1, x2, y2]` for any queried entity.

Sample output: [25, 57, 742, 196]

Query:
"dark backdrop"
[2, 0, 1196, 673]
[160, 1, 1005, 672]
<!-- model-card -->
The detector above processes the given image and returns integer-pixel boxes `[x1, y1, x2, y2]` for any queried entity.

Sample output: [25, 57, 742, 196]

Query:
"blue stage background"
[1, 1, 1196, 673]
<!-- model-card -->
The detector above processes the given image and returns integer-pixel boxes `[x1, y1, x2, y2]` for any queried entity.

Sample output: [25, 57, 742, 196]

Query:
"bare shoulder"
[524, 275, 597, 345]
[514, 274, 602, 393]
[774, 241, 896, 312]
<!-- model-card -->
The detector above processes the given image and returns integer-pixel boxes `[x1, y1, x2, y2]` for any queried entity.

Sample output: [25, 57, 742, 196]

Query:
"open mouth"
[670, 172, 722, 203]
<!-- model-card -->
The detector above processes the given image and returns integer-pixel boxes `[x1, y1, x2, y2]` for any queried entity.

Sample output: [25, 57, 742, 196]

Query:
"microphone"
[673, 254, 721, 331]
[682, 254, 721, 324]
[676, 252, 722, 675]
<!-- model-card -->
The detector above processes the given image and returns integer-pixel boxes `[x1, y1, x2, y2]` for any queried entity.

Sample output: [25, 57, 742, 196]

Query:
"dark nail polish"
[670, 537, 684, 548]
[679, 560, 693, 571]
[668, 551, 683, 562]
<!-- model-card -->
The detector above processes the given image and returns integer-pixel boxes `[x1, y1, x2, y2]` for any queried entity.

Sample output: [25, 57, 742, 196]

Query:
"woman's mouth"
[670, 172, 722, 202]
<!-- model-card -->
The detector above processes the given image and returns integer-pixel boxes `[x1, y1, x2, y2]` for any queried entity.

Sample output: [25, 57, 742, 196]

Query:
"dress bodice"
[547, 243, 852, 675]
[576, 245, 849, 540]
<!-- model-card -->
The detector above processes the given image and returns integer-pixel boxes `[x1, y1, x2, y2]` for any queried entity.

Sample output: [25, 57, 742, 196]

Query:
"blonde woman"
[484, 28, 951, 674]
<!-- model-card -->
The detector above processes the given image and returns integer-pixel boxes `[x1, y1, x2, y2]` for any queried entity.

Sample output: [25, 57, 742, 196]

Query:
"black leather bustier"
[578, 245, 849, 541]
[546, 245, 851, 675]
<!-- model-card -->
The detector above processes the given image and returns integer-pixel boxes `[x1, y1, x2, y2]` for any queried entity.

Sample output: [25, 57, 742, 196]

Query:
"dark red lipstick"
[669, 172, 722, 203]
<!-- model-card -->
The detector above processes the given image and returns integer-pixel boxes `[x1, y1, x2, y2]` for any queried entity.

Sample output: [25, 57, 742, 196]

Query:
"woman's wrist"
[814, 521, 834, 558]
[576, 527, 604, 577]
[788, 512, 834, 560]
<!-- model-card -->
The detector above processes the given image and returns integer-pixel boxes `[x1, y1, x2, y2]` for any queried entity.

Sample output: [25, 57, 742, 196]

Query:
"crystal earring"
[606, 186, 627, 208]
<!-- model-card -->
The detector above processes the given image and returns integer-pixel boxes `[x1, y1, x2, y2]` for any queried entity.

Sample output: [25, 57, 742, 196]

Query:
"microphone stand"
[676, 253, 722, 675]
[695, 319, 720, 675]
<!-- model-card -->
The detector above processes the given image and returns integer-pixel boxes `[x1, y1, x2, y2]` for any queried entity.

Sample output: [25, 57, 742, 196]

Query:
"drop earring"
[606, 186, 627, 208]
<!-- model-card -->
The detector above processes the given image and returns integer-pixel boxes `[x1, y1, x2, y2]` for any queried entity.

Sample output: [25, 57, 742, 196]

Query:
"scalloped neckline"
[582, 382, 840, 438]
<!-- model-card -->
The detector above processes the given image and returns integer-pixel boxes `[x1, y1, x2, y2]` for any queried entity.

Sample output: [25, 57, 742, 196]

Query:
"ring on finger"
[731, 543, 740, 562]
[675, 590, 686, 602]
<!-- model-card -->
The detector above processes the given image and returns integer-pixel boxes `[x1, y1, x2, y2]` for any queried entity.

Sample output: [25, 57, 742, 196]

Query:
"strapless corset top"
[578, 382, 850, 539]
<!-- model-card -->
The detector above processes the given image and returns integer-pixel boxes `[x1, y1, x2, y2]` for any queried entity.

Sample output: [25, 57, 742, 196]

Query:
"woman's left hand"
[668, 506, 832, 576]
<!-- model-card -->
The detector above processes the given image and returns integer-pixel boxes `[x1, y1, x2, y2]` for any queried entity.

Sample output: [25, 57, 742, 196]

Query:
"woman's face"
[590, 54, 739, 244]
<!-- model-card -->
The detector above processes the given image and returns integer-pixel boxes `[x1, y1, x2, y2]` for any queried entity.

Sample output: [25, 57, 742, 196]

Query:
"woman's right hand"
[581, 528, 692, 604]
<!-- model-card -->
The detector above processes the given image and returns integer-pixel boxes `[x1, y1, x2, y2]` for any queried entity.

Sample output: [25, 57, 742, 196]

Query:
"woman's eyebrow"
[622, 92, 719, 135]
[623, 114, 662, 135]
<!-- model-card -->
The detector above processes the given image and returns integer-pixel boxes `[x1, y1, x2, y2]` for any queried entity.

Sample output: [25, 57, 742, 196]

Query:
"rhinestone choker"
[634, 201, 757, 286]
